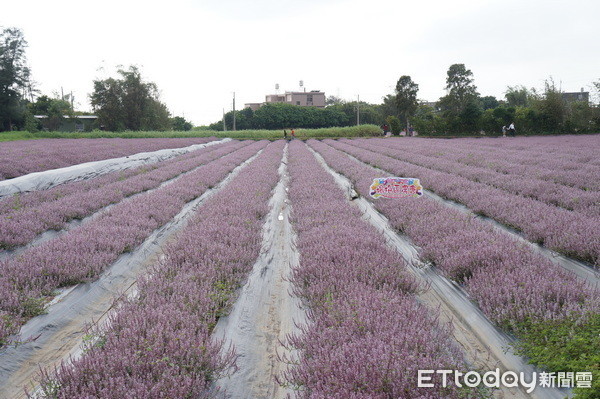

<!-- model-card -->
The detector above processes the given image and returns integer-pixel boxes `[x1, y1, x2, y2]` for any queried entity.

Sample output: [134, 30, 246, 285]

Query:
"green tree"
[395, 75, 419, 128]
[325, 95, 344, 106]
[0, 27, 32, 131]
[385, 115, 401, 135]
[90, 66, 171, 131]
[459, 98, 483, 133]
[90, 77, 125, 131]
[505, 85, 531, 107]
[480, 105, 516, 134]
[380, 94, 399, 119]
[438, 64, 480, 133]
[28, 95, 73, 131]
[514, 106, 538, 134]
[532, 79, 567, 133]
[565, 101, 593, 133]
[219, 103, 349, 130]
[480, 95, 499, 110]
[439, 64, 479, 114]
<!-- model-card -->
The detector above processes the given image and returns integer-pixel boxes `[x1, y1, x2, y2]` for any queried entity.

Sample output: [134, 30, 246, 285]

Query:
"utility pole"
[232, 92, 236, 131]
[223, 108, 227, 131]
[357, 94, 360, 125]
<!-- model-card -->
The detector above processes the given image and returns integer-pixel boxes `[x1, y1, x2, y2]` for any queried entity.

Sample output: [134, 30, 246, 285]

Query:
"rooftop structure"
[245, 90, 326, 110]
[561, 89, 589, 104]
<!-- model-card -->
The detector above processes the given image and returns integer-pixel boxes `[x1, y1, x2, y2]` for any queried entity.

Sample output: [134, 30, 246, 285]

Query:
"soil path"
[0, 138, 229, 198]
[213, 145, 307, 399]
[0, 148, 262, 399]
[308, 143, 569, 399]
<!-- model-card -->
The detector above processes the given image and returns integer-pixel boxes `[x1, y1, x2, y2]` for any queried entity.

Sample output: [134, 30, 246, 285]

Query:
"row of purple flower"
[0, 137, 216, 180]
[333, 139, 600, 265]
[308, 139, 599, 330]
[361, 137, 600, 216]
[0, 141, 267, 346]
[0, 140, 247, 249]
[282, 141, 471, 397]
[42, 141, 285, 398]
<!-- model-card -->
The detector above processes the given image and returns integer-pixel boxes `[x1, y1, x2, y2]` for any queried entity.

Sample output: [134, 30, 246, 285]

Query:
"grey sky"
[3, 0, 599, 126]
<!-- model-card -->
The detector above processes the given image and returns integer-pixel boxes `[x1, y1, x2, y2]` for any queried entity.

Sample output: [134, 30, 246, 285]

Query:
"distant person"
[284, 129, 287, 139]
[502, 125, 507, 137]
[291, 129, 296, 139]
[508, 122, 516, 137]
[408, 125, 414, 137]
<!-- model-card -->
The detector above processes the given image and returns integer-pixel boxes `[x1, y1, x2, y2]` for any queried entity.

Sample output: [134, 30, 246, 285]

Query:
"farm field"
[0, 134, 598, 398]
[0, 137, 218, 180]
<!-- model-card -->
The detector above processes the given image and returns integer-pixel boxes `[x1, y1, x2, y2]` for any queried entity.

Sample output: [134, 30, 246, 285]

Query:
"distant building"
[265, 94, 286, 103]
[244, 90, 326, 110]
[34, 115, 98, 132]
[562, 89, 589, 104]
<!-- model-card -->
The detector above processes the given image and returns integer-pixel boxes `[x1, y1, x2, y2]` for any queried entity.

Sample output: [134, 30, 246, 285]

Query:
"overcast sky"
[3, 0, 599, 126]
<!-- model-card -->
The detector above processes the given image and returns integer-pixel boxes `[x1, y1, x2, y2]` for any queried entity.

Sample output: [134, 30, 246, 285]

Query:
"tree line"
[210, 64, 600, 135]
[3, 27, 598, 135]
[0, 27, 193, 132]
[393, 65, 600, 136]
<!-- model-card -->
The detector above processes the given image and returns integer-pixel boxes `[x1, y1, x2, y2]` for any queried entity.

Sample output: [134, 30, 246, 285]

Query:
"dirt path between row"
[212, 145, 307, 399]
[0, 140, 244, 263]
[0, 148, 262, 399]
[307, 144, 569, 399]
[0, 139, 229, 198]
[336, 141, 600, 286]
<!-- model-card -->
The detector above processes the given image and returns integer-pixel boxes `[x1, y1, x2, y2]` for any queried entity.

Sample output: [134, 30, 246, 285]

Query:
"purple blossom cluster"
[454, 135, 600, 168]
[0, 141, 268, 346]
[329, 139, 600, 265]
[283, 141, 471, 398]
[0, 137, 217, 180]
[416, 138, 600, 191]
[350, 137, 600, 217]
[44, 141, 285, 398]
[308, 139, 600, 330]
[0, 140, 248, 249]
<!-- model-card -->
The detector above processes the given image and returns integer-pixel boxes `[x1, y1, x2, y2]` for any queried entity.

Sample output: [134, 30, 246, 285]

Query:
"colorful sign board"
[369, 177, 423, 199]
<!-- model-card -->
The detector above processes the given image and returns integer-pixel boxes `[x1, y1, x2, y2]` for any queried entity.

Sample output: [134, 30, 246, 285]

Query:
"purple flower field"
[355, 137, 600, 217]
[41, 141, 285, 398]
[0, 140, 247, 249]
[328, 138, 600, 265]
[0, 141, 267, 343]
[0, 137, 217, 180]
[282, 141, 471, 397]
[0, 135, 598, 398]
[308, 139, 600, 328]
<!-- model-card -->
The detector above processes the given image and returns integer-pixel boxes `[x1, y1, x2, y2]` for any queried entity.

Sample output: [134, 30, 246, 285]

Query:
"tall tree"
[0, 27, 32, 131]
[91, 77, 125, 131]
[395, 75, 419, 128]
[532, 79, 567, 133]
[438, 64, 480, 133]
[440, 64, 479, 114]
[90, 66, 170, 131]
[380, 94, 399, 119]
[505, 85, 531, 107]
[480, 95, 499, 110]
